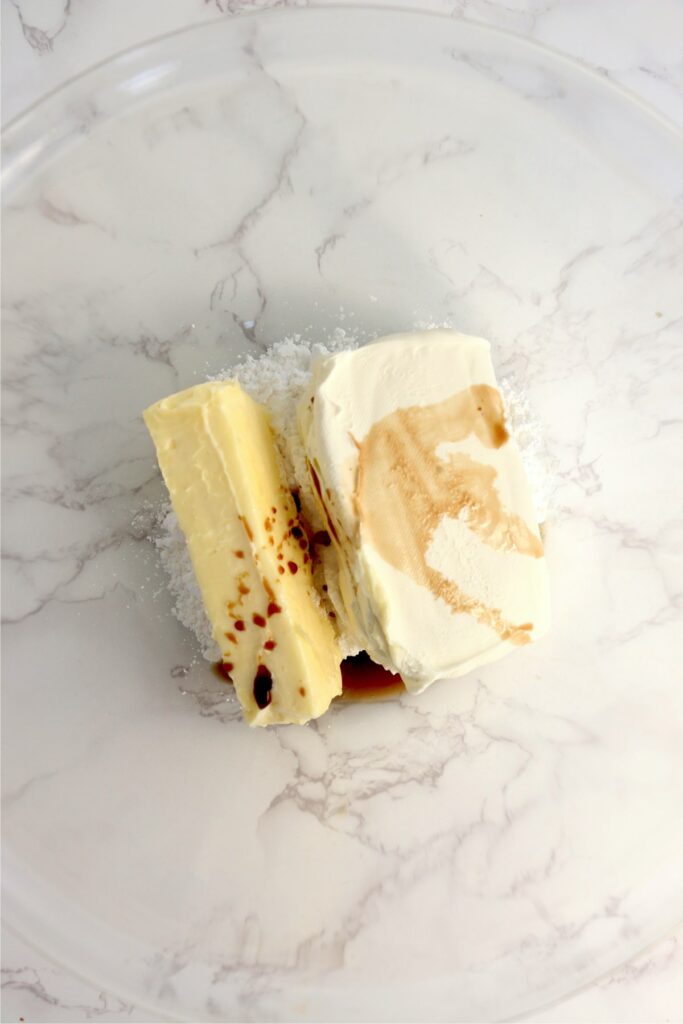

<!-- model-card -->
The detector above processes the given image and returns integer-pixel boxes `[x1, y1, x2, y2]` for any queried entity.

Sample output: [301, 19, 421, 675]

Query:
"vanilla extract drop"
[253, 665, 273, 709]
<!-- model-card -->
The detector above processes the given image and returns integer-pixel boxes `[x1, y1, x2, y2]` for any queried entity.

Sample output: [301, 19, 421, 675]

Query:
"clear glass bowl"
[3, 8, 683, 1021]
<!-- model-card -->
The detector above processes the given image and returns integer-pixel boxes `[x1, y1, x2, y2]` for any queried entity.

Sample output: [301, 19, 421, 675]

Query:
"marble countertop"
[2, 1, 682, 1022]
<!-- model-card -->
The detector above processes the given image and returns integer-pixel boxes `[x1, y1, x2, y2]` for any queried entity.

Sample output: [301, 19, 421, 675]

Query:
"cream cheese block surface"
[298, 330, 550, 692]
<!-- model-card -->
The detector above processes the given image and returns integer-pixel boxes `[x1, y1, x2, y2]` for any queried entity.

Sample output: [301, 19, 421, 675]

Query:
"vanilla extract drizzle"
[356, 384, 543, 645]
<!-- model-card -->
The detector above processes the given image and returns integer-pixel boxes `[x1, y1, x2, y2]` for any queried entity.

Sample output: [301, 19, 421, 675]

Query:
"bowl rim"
[3, 2, 683, 144]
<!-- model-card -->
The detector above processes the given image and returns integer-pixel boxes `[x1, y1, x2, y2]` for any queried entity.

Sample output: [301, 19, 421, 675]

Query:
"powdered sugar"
[154, 505, 219, 661]
[150, 330, 554, 661]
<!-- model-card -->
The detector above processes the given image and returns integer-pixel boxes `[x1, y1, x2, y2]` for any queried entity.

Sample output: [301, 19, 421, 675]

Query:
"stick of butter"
[144, 380, 342, 725]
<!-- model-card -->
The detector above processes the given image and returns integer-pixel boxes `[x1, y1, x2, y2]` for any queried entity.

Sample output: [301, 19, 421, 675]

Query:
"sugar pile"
[151, 330, 554, 662]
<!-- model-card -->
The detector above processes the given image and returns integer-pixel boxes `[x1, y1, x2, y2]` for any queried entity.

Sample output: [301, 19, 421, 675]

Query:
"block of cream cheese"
[298, 329, 550, 692]
[145, 380, 342, 725]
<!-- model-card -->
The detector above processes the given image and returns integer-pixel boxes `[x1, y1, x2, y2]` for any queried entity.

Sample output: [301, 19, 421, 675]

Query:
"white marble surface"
[2, 1, 683, 1022]
[3, 0, 683, 131]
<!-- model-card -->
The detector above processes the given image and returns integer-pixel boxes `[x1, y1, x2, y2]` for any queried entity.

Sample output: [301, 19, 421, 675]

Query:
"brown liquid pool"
[212, 651, 404, 703]
[338, 652, 404, 701]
